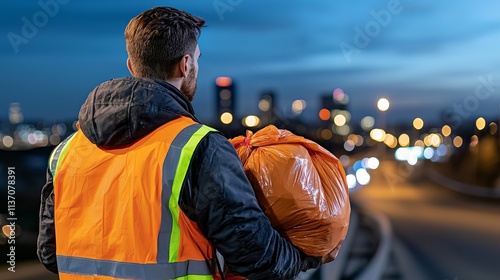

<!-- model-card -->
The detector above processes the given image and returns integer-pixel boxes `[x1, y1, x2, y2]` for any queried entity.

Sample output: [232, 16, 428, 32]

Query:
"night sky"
[1, 0, 500, 126]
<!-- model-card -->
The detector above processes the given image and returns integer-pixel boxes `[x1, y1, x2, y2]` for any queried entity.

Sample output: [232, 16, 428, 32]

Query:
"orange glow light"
[319, 109, 330, 121]
[216, 77, 232, 87]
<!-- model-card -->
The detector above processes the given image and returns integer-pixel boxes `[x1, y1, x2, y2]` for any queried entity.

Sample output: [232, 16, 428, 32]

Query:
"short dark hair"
[125, 7, 205, 80]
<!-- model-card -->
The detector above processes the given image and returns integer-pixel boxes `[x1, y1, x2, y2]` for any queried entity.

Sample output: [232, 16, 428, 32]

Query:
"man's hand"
[322, 239, 345, 264]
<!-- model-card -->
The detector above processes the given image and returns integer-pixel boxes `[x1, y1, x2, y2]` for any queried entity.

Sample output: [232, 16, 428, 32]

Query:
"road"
[2, 158, 499, 280]
[351, 159, 500, 280]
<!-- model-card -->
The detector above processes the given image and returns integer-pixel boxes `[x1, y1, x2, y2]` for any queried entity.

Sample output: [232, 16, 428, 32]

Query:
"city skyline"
[1, 1, 500, 125]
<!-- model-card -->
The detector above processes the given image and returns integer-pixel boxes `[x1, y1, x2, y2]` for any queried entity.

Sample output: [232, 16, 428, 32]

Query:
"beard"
[180, 65, 197, 102]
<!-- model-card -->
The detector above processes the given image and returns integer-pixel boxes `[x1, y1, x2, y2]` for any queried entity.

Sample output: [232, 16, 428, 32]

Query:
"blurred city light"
[476, 117, 486, 130]
[220, 112, 233, 124]
[366, 157, 380, 169]
[398, 133, 410, 147]
[258, 99, 271, 112]
[348, 134, 364, 147]
[414, 140, 425, 148]
[395, 147, 423, 163]
[408, 156, 418, 166]
[453, 136, 463, 148]
[355, 135, 364, 146]
[338, 94, 350, 105]
[321, 129, 332, 140]
[430, 134, 442, 147]
[52, 124, 67, 136]
[384, 134, 398, 148]
[423, 147, 434, 160]
[423, 135, 431, 146]
[49, 135, 61, 145]
[339, 155, 350, 167]
[332, 110, 351, 121]
[353, 160, 364, 172]
[370, 128, 386, 142]
[319, 108, 330, 121]
[215, 76, 232, 87]
[242, 115, 260, 127]
[470, 135, 479, 148]
[292, 99, 306, 114]
[489, 122, 498, 135]
[334, 114, 347, 126]
[332, 88, 350, 105]
[2, 136, 14, 148]
[413, 118, 424, 130]
[219, 89, 232, 100]
[9, 103, 24, 124]
[346, 174, 357, 189]
[377, 98, 390, 112]
[335, 125, 350, 136]
[344, 140, 355, 152]
[441, 125, 452, 137]
[356, 168, 371, 185]
[436, 145, 448, 157]
[333, 88, 344, 102]
[361, 116, 375, 131]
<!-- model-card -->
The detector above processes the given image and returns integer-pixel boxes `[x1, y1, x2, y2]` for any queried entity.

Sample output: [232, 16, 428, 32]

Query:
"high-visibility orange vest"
[49, 116, 219, 280]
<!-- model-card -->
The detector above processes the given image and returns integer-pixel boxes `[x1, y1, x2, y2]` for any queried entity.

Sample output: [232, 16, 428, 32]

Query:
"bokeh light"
[413, 118, 424, 130]
[370, 128, 386, 142]
[258, 99, 271, 112]
[216, 76, 232, 87]
[319, 109, 330, 121]
[220, 112, 233, 124]
[441, 125, 452, 137]
[476, 117, 486, 130]
[361, 116, 375, 131]
[398, 133, 410, 147]
[334, 114, 347, 126]
[489, 122, 498, 135]
[453, 136, 463, 148]
[377, 98, 390, 111]
[292, 99, 306, 114]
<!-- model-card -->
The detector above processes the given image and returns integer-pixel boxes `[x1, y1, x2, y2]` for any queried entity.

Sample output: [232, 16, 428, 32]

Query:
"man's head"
[125, 7, 205, 101]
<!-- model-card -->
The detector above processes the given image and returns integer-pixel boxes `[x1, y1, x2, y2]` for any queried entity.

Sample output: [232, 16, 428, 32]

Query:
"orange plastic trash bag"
[229, 125, 350, 257]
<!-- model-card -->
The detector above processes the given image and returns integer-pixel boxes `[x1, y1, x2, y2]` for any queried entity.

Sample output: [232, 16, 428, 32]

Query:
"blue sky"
[1, 0, 500, 126]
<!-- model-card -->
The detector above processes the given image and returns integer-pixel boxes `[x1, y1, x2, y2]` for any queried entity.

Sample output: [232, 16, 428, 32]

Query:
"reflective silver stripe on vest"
[48, 132, 76, 177]
[157, 123, 203, 263]
[57, 255, 212, 279]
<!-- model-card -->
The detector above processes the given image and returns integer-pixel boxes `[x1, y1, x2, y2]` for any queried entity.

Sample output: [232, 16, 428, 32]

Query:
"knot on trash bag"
[244, 135, 252, 147]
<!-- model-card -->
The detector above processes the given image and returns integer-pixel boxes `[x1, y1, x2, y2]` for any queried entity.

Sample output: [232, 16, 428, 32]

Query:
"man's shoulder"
[197, 128, 228, 149]
[193, 128, 237, 160]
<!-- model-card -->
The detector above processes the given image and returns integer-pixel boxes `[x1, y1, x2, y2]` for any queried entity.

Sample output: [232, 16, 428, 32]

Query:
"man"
[37, 6, 342, 279]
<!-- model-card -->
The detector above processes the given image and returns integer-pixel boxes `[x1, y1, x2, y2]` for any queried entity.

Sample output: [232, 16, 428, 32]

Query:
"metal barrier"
[312, 207, 393, 280]
[427, 169, 500, 199]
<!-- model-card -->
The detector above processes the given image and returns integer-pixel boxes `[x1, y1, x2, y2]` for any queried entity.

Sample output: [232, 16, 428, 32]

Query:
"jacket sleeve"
[180, 133, 321, 280]
[37, 169, 58, 274]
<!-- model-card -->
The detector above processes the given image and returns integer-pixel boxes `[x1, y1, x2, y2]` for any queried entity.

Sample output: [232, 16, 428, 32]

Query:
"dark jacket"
[37, 77, 321, 279]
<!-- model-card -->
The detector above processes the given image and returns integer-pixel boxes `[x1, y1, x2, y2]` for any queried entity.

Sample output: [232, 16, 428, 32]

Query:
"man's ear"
[127, 58, 135, 76]
[178, 54, 190, 78]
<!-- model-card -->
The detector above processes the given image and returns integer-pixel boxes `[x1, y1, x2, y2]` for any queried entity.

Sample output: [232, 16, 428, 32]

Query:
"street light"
[377, 98, 390, 112]
[376, 98, 390, 156]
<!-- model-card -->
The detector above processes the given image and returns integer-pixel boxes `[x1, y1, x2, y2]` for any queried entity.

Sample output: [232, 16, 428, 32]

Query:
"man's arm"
[180, 133, 321, 280]
[37, 170, 58, 274]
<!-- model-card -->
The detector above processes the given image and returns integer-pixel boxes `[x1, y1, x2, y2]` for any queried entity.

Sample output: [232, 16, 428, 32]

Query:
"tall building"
[258, 91, 275, 125]
[320, 89, 351, 136]
[9, 102, 24, 125]
[215, 77, 235, 124]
